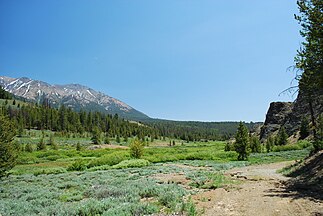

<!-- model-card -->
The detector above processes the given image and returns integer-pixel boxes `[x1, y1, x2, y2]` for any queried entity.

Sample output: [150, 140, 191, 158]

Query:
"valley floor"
[194, 162, 323, 216]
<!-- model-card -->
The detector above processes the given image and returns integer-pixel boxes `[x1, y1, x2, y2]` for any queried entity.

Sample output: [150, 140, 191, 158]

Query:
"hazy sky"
[0, 0, 301, 122]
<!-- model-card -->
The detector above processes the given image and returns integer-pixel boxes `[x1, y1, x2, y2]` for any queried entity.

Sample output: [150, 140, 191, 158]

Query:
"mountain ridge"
[0, 76, 149, 121]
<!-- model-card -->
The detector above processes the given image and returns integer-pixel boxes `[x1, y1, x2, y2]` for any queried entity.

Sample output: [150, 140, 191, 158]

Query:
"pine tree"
[0, 115, 17, 178]
[294, 0, 323, 144]
[250, 135, 261, 153]
[37, 137, 46, 150]
[76, 142, 82, 151]
[104, 136, 110, 144]
[299, 117, 310, 140]
[129, 138, 144, 159]
[265, 136, 275, 152]
[277, 127, 288, 146]
[116, 135, 121, 144]
[91, 126, 101, 145]
[234, 122, 250, 161]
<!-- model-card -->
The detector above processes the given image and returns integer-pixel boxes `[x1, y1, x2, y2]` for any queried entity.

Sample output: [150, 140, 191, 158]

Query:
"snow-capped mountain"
[0, 76, 149, 120]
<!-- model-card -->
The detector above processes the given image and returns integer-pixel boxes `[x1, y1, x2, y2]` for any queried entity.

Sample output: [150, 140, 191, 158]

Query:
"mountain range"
[0, 76, 149, 120]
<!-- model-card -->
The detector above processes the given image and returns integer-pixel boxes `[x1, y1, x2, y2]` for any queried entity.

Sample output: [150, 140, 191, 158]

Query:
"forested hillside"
[0, 86, 158, 140]
[144, 119, 261, 141]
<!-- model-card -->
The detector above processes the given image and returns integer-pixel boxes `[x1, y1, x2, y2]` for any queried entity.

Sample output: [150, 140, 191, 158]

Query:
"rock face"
[0, 76, 149, 121]
[260, 102, 293, 139]
[260, 90, 323, 140]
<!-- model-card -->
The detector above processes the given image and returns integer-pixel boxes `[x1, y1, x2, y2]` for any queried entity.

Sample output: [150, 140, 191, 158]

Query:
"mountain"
[0, 76, 149, 120]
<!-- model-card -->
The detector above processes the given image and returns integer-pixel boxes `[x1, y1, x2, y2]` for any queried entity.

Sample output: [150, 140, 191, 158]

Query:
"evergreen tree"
[116, 135, 121, 144]
[76, 142, 82, 151]
[129, 138, 144, 159]
[294, 0, 323, 144]
[250, 135, 261, 153]
[299, 117, 310, 140]
[91, 127, 101, 145]
[265, 136, 275, 153]
[37, 137, 46, 150]
[0, 86, 12, 99]
[277, 127, 288, 146]
[0, 115, 17, 178]
[104, 136, 110, 144]
[234, 122, 250, 160]
[17, 124, 24, 137]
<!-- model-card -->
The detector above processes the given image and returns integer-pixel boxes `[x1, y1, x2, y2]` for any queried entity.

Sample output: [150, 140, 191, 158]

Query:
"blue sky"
[0, 0, 301, 122]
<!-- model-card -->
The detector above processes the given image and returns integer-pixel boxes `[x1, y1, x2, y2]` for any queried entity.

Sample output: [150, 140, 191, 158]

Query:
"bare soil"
[193, 161, 323, 216]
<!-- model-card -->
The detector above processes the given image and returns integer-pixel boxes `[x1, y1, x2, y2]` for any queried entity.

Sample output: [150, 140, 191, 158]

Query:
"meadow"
[0, 131, 311, 216]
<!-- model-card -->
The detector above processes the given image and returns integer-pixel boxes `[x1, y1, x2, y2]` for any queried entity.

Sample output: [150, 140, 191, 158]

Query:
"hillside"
[286, 150, 323, 198]
[0, 76, 149, 121]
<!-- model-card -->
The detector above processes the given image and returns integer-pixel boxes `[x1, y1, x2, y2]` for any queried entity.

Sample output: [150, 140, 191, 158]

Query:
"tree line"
[143, 119, 261, 142]
[0, 88, 158, 140]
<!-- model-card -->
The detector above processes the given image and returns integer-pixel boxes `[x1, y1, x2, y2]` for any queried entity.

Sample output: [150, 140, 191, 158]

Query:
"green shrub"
[224, 142, 234, 151]
[273, 144, 301, 152]
[112, 159, 150, 169]
[296, 140, 311, 149]
[87, 152, 129, 168]
[87, 164, 112, 171]
[37, 137, 46, 151]
[25, 143, 34, 152]
[33, 167, 67, 176]
[67, 160, 87, 171]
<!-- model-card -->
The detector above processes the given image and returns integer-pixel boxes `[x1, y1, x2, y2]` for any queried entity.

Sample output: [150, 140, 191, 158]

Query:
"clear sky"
[0, 0, 301, 122]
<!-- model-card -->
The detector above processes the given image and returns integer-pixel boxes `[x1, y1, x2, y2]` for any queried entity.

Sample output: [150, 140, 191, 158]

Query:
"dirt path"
[193, 161, 323, 216]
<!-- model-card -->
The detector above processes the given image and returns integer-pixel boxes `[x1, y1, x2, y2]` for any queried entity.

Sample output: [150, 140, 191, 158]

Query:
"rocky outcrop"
[260, 102, 293, 139]
[260, 89, 323, 140]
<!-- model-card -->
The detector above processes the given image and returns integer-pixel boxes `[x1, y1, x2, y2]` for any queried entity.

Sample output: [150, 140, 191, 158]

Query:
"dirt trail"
[193, 162, 323, 216]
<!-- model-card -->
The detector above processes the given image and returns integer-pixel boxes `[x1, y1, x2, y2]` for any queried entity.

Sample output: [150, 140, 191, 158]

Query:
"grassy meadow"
[0, 130, 311, 215]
